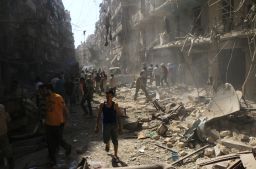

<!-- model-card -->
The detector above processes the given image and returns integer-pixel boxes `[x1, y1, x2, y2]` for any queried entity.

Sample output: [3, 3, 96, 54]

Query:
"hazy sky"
[62, 0, 101, 47]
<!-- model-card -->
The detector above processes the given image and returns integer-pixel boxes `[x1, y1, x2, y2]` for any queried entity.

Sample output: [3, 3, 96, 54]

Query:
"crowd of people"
[134, 62, 178, 102]
[0, 63, 179, 168]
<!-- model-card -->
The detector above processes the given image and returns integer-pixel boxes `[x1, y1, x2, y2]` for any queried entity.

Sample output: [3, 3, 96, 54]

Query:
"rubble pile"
[96, 83, 256, 169]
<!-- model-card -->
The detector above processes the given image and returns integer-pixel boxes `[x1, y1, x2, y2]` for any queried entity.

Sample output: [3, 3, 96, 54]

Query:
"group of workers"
[134, 63, 177, 102]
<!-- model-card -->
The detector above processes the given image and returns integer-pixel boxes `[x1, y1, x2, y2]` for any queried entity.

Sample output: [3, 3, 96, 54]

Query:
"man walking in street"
[109, 74, 117, 96]
[161, 63, 169, 87]
[81, 74, 94, 117]
[45, 84, 71, 165]
[95, 89, 122, 160]
[153, 64, 161, 87]
[0, 104, 14, 169]
[134, 72, 151, 102]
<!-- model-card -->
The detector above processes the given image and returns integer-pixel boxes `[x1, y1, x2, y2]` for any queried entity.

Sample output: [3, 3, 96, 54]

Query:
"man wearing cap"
[95, 89, 122, 160]
[0, 104, 14, 169]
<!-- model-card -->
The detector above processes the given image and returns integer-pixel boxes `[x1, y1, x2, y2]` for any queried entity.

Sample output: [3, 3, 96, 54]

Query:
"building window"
[222, 0, 234, 32]
[192, 6, 203, 35]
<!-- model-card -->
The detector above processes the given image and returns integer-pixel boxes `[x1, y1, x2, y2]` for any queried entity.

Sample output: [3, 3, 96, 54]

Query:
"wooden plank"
[197, 151, 251, 166]
[240, 153, 256, 169]
[227, 160, 242, 169]
[155, 143, 177, 153]
[171, 145, 210, 166]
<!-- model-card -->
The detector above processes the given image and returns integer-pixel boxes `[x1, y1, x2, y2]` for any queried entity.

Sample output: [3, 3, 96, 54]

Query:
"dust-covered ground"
[12, 85, 256, 169]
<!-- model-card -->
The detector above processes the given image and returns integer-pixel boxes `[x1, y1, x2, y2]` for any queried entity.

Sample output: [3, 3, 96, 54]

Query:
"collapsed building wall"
[86, 0, 256, 100]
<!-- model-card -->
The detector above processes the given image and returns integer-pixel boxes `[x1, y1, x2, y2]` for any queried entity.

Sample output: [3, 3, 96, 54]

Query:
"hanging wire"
[225, 40, 236, 83]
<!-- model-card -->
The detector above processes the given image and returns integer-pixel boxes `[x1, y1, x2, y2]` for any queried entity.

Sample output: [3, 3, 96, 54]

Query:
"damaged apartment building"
[0, 0, 76, 94]
[90, 0, 256, 100]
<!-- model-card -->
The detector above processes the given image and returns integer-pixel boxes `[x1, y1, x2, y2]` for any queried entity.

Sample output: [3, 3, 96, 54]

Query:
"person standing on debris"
[148, 64, 154, 85]
[45, 84, 71, 165]
[81, 74, 94, 117]
[65, 77, 75, 112]
[134, 72, 151, 101]
[0, 104, 14, 169]
[109, 74, 117, 96]
[95, 72, 101, 94]
[100, 71, 108, 93]
[95, 89, 122, 159]
[142, 64, 148, 86]
[153, 64, 161, 87]
[160, 63, 169, 87]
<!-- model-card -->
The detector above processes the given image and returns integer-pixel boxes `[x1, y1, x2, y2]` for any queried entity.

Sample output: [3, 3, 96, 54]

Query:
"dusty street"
[12, 84, 256, 169]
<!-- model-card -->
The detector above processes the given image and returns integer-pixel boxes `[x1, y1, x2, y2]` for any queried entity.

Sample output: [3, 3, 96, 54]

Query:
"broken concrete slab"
[203, 83, 240, 120]
[220, 139, 252, 151]
[240, 153, 256, 169]
[157, 123, 168, 136]
[204, 148, 215, 157]
[212, 161, 230, 169]
[220, 131, 232, 138]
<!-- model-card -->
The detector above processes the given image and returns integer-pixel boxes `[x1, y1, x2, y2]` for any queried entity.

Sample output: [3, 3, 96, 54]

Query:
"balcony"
[122, 0, 138, 7]
[111, 2, 122, 20]
[131, 11, 145, 29]
[149, 0, 176, 17]
[112, 23, 123, 38]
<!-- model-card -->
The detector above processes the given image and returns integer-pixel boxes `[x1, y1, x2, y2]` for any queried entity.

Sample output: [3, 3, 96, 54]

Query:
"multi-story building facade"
[90, 0, 256, 100]
[0, 0, 76, 94]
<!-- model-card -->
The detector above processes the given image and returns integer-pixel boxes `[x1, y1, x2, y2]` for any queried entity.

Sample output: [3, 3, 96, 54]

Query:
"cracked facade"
[83, 0, 256, 100]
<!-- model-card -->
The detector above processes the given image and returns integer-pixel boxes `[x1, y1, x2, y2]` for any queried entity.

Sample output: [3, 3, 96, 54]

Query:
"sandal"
[105, 144, 110, 152]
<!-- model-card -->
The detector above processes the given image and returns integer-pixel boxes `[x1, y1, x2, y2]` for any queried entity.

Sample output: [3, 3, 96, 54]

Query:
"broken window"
[222, 0, 234, 32]
[192, 6, 203, 36]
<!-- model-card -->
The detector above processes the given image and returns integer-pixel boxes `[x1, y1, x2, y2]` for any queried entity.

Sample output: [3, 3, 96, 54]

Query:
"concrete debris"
[204, 148, 215, 157]
[220, 139, 253, 151]
[137, 132, 147, 140]
[77, 84, 256, 168]
[220, 131, 232, 138]
[157, 123, 168, 136]
[204, 83, 240, 121]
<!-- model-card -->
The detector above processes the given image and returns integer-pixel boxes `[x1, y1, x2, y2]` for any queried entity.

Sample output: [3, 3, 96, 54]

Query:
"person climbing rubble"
[0, 104, 14, 169]
[95, 89, 122, 160]
[134, 71, 151, 102]
[160, 63, 169, 87]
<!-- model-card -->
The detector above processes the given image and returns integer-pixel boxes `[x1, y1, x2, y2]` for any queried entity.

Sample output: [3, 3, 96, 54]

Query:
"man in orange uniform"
[44, 84, 71, 165]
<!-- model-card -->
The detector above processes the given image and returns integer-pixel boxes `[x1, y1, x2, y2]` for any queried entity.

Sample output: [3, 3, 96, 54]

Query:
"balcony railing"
[111, 2, 122, 20]
[131, 10, 144, 28]
[112, 22, 123, 38]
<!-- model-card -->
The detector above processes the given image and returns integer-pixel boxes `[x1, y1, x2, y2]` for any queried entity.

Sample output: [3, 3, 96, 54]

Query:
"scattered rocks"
[180, 151, 187, 156]
[164, 137, 172, 143]
[240, 134, 250, 142]
[137, 132, 147, 140]
[220, 131, 232, 138]
[152, 135, 160, 140]
[249, 137, 256, 146]
[157, 123, 168, 136]
[177, 142, 185, 149]
[204, 148, 215, 157]
[166, 142, 173, 148]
